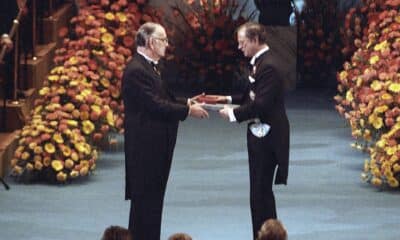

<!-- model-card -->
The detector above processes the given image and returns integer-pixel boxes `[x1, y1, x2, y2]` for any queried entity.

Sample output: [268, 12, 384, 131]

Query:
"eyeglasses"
[152, 36, 169, 44]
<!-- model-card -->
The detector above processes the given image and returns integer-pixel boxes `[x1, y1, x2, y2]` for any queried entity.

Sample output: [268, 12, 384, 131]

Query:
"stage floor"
[1, 89, 399, 240]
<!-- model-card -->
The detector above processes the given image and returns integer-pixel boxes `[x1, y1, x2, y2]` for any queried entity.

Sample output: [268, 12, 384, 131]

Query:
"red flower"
[123, 36, 134, 47]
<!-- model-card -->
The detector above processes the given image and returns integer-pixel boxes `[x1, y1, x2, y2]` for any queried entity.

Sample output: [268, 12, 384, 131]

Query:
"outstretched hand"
[189, 103, 209, 119]
[219, 106, 231, 121]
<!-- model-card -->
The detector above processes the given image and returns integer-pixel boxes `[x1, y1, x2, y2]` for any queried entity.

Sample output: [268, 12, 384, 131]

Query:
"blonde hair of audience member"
[101, 225, 132, 240]
[257, 219, 287, 240]
[168, 232, 192, 240]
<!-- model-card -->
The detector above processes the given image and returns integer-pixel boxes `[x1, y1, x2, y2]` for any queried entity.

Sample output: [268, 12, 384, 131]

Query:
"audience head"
[101, 225, 132, 240]
[168, 232, 192, 240]
[257, 219, 287, 240]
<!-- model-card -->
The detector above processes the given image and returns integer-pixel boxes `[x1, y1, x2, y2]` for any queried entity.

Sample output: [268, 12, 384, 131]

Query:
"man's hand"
[188, 92, 205, 105]
[1, 34, 13, 52]
[219, 106, 231, 121]
[189, 103, 209, 119]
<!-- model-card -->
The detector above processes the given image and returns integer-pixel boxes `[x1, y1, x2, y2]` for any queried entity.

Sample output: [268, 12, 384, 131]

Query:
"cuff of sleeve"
[227, 108, 236, 122]
[226, 96, 232, 104]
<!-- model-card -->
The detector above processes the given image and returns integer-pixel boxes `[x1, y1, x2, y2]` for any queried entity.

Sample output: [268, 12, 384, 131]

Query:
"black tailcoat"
[122, 52, 188, 240]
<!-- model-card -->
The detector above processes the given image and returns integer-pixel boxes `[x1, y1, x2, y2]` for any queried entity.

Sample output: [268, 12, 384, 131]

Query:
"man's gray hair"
[135, 22, 163, 47]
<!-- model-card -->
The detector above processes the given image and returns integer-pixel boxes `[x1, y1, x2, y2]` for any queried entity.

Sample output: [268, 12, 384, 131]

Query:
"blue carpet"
[1, 89, 399, 240]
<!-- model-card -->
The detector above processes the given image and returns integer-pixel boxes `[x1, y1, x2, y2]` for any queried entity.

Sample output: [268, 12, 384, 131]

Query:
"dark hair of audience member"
[168, 232, 192, 240]
[257, 219, 287, 240]
[101, 225, 132, 240]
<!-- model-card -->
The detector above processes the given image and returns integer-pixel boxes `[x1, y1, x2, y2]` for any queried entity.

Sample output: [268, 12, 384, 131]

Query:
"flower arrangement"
[10, 0, 161, 183]
[335, 0, 400, 188]
[296, 0, 343, 85]
[164, 0, 254, 92]
[340, 0, 386, 60]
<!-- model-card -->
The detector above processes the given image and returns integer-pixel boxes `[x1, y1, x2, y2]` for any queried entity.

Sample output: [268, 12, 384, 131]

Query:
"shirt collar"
[250, 45, 269, 65]
[137, 49, 158, 65]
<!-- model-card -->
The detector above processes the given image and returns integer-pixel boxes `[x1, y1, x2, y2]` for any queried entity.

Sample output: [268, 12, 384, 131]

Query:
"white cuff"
[227, 108, 236, 122]
[226, 96, 232, 104]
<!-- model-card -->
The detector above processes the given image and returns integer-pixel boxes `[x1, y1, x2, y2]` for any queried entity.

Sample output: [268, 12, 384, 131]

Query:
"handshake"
[187, 93, 232, 120]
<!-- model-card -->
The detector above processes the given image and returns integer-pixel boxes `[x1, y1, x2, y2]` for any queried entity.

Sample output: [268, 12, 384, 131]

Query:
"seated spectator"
[101, 225, 132, 240]
[257, 219, 287, 240]
[168, 232, 192, 240]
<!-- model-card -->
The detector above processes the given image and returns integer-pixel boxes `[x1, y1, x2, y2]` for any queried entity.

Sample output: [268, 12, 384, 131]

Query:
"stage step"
[0, 131, 19, 178]
[0, 88, 37, 132]
[20, 42, 57, 89]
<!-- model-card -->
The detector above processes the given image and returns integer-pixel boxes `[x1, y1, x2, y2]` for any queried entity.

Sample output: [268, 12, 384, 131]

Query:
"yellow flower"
[371, 177, 382, 186]
[43, 157, 51, 167]
[13, 166, 23, 175]
[369, 55, 380, 65]
[74, 142, 86, 153]
[34, 161, 43, 171]
[101, 33, 114, 44]
[385, 146, 396, 155]
[100, 78, 110, 88]
[51, 160, 64, 172]
[393, 163, 400, 173]
[116, 13, 127, 22]
[107, 111, 115, 126]
[53, 133, 64, 144]
[69, 57, 78, 65]
[34, 105, 43, 114]
[65, 159, 74, 169]
[82, 120, 95, 135]
[34, 146, 43, 154]
[80, 166, 89, 176]
[48, 75, 59, 82]
[26, 163, 34, 171]
[28, 142, 37, 150]
[67, 120, 78, 127]
[105, 12, 115, 21]
[359, 119, 365, 127]
[33, 155, 42, 162]
[363, 159, 370, 172]
[70, 170, 79, 178]
[44, 143, 56, 154]
[61, 145, 72, 157]
[388, 177, 399, 187]
[64, 103, 75, 112]
[368, 114, 383, 129]
[381, 93, 393, 100]
[339, 71, 348, 81]
[91, 105, 101, 114]
[39, 87, 50, 96]
[21, 152, 30, 160]
[374, 105, 388, 113]
[384, 168, 394, 178]
[370, 80, 382, 91]
[99, 27, 107, 33]
[373, 40, 389, 52]
[390, 155, 398, 163]
[388, 83, 400, 93]
[363, 129, 372, 141]
[71, 152, 79, 162]
[356, 77, 363, 87]
[345, 90, 353, 102]
[376, 139, 387, 148]
[56, 172, 67, 182]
